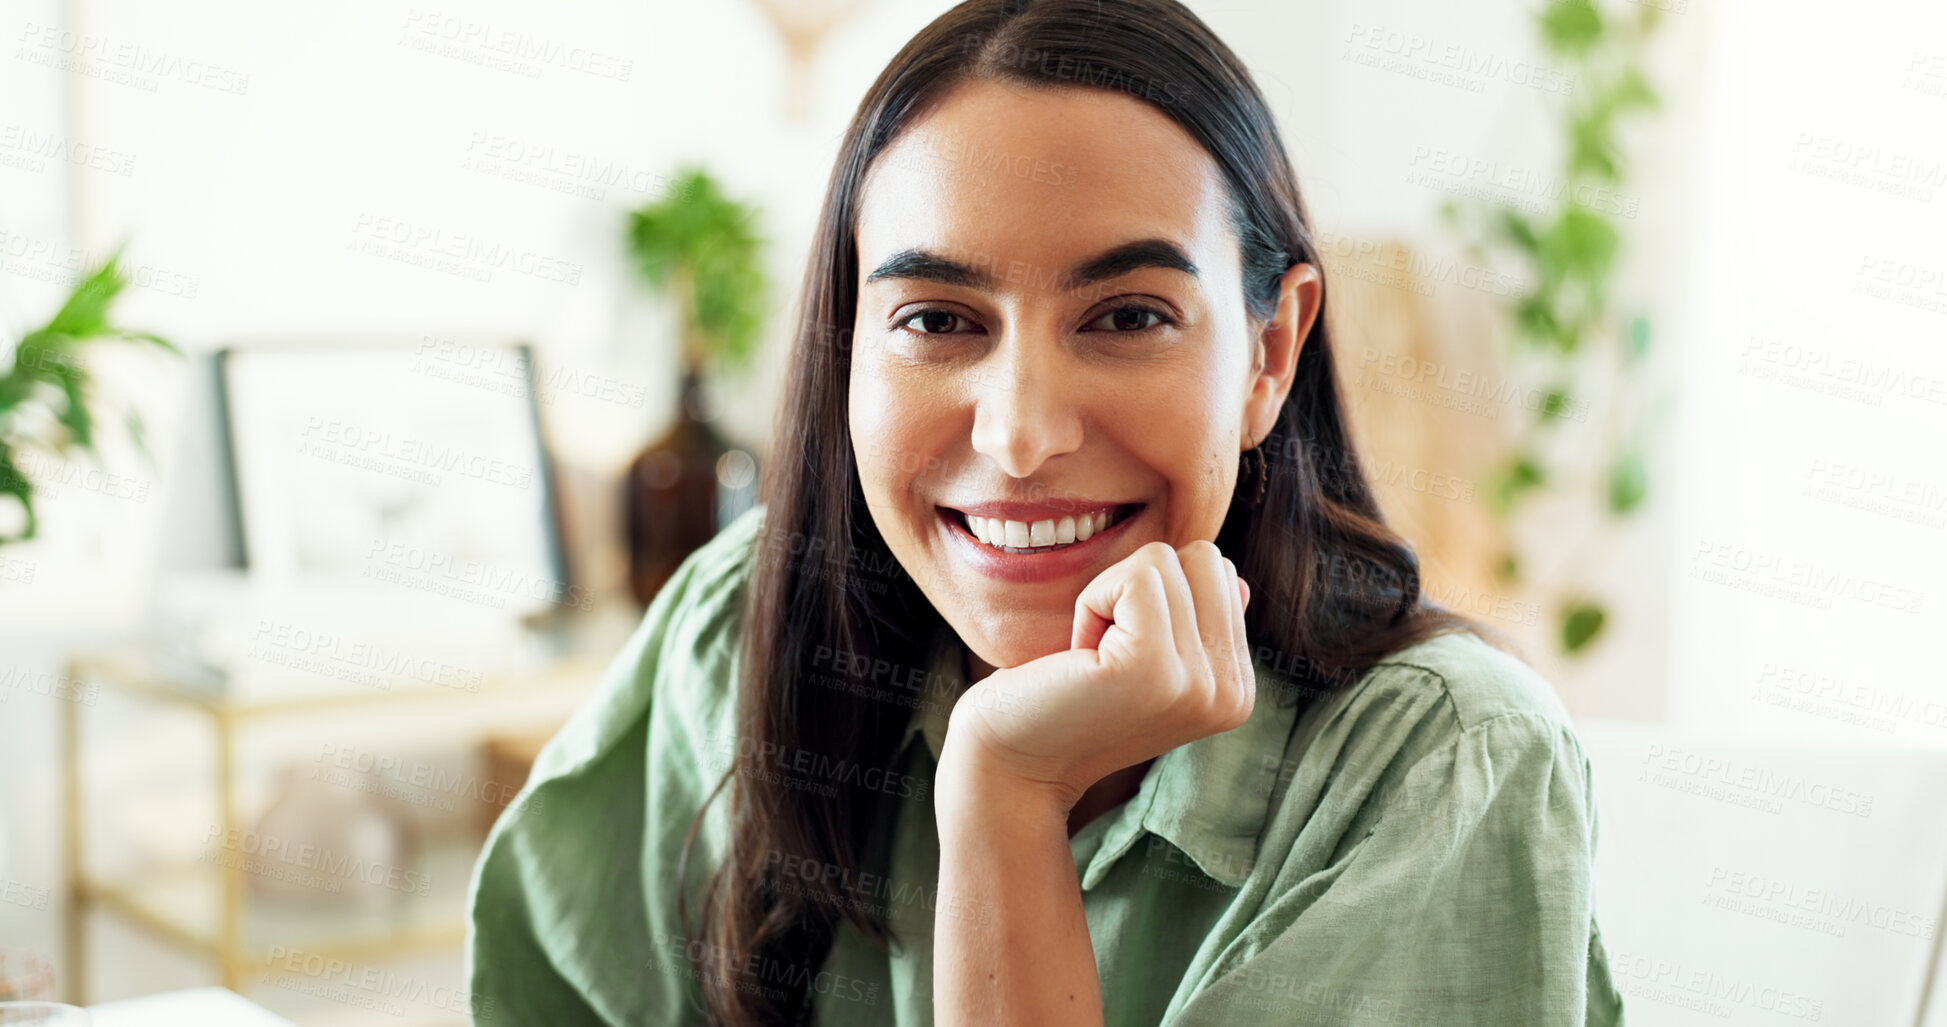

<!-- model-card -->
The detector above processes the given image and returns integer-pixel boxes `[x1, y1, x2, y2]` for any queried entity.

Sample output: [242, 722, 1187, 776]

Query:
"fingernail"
[1239, 578, 1251, 608]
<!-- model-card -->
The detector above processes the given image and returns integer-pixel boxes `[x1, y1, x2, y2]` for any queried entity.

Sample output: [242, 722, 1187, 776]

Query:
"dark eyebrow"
[863, 238, 1198, 295]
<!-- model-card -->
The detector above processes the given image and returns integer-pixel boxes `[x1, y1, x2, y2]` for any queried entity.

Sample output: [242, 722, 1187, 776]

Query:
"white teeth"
[962, 507, 1121, 551]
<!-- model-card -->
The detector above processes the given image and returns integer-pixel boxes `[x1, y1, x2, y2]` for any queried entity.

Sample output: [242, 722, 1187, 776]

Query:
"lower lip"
[938, 506, 1142, 584]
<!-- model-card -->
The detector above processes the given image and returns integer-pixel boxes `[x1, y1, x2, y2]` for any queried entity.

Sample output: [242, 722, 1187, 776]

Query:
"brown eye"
[899, 309, 979, 334]
[1083, 306, 1169, 332]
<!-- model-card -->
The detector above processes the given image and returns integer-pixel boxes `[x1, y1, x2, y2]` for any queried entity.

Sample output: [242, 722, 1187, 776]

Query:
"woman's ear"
[1242, 262, 1322, 447]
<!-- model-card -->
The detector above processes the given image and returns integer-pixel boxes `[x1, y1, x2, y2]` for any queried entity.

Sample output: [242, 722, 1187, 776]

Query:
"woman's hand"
[941, 540, 1254, 811]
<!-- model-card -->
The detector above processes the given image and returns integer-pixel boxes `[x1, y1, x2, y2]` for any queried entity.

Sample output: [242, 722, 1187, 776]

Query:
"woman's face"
[848, 79, 1310, 675]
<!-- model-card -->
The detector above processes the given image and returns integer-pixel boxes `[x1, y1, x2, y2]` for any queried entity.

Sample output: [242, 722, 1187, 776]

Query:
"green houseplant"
[1441, 0, 1666, 655]
[620, 168, 769, 605]
[0, 248, 178, 545]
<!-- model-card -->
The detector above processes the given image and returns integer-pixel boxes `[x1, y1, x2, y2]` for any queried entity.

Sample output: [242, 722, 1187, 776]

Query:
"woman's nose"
[968, 335, 1084, 479]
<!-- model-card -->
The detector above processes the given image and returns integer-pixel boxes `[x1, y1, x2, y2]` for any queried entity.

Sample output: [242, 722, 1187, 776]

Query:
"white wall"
[4, 0, 1940, 1010]
[1670, 0, 1947, 745]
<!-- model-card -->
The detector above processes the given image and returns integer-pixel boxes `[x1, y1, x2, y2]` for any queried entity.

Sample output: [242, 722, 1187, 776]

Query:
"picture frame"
[214, 338, 572, 621]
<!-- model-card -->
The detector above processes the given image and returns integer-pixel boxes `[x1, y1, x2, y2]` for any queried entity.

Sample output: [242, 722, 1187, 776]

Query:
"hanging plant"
[1441, 0, 1666, 654]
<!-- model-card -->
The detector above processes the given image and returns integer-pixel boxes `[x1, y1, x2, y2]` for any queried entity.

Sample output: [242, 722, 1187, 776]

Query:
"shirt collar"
[894, 624, 1302, 890]
[893, 626, 963, 767]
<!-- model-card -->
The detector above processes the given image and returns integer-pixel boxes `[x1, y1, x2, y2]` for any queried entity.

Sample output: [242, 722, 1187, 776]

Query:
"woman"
[467, 1, 1625, 1024]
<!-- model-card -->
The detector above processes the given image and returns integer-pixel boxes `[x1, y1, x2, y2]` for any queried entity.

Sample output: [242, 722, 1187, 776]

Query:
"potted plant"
[621, 168, 768, 605]
[1, 247, 178, 545]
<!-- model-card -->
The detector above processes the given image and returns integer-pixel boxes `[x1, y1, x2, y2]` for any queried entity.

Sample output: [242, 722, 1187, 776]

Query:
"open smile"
[935, 502, 1145, 584]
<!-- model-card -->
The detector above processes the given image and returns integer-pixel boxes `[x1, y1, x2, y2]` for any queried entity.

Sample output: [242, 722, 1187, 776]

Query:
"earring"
[1237, 439, 1268, 508]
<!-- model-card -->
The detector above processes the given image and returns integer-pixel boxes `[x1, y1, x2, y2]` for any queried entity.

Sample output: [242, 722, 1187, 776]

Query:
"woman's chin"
[961, 622, 1075, 678]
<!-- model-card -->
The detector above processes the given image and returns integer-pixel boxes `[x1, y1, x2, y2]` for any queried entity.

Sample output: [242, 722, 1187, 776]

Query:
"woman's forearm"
[932, 746, 1104, 1027]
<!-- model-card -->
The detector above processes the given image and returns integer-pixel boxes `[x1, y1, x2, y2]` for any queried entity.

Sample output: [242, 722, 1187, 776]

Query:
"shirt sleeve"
[1165, 711, 1624, 1027]
[463, 517, 735, 1027]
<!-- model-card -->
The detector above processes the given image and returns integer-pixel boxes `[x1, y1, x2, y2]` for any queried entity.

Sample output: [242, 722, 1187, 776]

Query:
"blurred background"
[2, 0, 1944, 1023]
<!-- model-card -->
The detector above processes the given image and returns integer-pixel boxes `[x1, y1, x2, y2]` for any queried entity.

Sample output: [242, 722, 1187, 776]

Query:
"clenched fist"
[941, 540, 1254, 810]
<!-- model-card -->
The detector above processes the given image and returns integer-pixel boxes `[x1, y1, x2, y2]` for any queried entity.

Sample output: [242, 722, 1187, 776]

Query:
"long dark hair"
[677, 1, 1472, 1022]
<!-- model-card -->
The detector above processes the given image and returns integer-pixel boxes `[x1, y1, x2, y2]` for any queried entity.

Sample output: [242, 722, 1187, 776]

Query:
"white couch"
[1577, 719, 1947, 1026]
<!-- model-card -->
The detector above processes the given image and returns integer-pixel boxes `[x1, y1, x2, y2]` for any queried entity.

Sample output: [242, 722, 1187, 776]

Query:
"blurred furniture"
[1577, 718, 1947, 1026]
[0, 950, 55, 1001]
[477, 731, 554, 841]
[58, 631, 620, 1006]
[88, 987, 296, 1026]
[750, 0, 875, 121]
[1322, 239, 1512, 625]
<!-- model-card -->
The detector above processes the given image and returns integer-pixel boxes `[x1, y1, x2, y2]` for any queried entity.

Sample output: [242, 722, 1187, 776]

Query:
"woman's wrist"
[934, 724, 1081, 830]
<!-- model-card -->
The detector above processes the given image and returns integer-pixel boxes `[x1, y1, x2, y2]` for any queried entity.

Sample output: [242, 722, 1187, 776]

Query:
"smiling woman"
[465, 1, 1625, 1025]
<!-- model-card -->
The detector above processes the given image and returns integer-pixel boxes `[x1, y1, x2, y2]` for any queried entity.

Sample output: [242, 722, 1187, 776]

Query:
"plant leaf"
[1609, 448, 1647, 513]
[1628, 314, 1651, 361]
[1561, 600, 1606, 653]
[45, 249, 127, 339]
[625, 166, 768, 374]
[1492, 454, 1547, 513]
[1539, 0, 1605, 56]
[0, 441, 39, 544]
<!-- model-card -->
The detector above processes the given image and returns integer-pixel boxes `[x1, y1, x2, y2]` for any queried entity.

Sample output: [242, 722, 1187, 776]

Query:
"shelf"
[79, 833, 483, 967]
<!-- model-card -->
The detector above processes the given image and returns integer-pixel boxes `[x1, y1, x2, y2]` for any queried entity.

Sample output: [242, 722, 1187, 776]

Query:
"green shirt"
[466, 505, 1625, 1025]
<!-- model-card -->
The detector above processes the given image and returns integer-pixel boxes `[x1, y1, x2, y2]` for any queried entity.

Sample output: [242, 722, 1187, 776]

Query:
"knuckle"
[1179, 539, 1221, 562]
